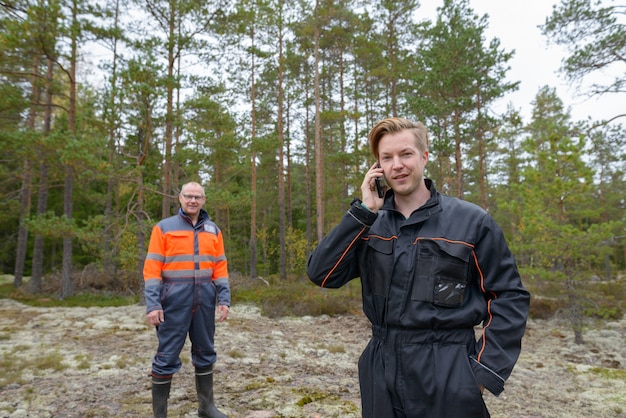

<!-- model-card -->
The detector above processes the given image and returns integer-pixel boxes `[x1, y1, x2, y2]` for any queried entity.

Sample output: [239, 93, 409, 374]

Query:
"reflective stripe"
[162, 254, 224, 263]
[162, 268, 214, 279]
[213, 277, 229, 286]
[146, 252, 165, 262]
[163, 254, 194, 263]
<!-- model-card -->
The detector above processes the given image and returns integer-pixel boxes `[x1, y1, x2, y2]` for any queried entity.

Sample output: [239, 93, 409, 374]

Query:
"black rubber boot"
[195, 366, 227, 418]
[151, 376, 172, 418]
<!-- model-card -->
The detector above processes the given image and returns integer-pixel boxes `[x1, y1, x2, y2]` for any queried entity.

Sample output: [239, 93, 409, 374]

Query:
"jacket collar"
[178, 207, 209, 226]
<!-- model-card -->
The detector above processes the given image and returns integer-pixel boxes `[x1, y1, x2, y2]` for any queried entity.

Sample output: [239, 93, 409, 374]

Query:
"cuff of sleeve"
[146, 304, 162, 314]
[470, 357, 505, 396]
[349, 198, 378, 226]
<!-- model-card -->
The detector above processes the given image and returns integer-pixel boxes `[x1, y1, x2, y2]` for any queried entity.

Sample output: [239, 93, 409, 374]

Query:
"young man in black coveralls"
[307, 117, 530, 418]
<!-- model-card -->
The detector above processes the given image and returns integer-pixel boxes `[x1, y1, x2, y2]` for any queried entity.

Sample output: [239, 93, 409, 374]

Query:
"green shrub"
[231, 273, 362, 318]
[0, 281, 139, 307]
[529, 296, 565, 319]
[523, 269, 625, 321]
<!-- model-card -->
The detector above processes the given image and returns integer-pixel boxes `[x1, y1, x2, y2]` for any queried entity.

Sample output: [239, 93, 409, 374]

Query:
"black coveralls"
[307, 180, 530, 418]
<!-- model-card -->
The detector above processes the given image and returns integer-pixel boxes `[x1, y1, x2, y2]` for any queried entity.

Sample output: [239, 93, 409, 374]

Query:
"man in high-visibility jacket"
[144, 181, 231, 418]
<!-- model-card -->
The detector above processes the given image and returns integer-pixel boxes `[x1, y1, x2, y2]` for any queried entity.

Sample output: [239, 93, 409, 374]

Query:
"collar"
[178, 207, 209, 226]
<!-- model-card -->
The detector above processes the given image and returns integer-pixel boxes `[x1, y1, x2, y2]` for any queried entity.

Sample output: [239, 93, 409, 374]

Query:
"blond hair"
[368, 117, 429, 159]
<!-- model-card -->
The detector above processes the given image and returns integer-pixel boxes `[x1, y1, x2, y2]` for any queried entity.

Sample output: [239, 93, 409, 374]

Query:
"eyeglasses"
[181, 194, 205, 202]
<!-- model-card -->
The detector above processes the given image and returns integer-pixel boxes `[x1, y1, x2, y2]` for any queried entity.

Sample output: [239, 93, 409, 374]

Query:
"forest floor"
[0, 297, 625, 418]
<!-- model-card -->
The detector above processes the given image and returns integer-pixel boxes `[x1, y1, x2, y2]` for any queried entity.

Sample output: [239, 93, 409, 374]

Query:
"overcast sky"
[419, 0, 623, 124]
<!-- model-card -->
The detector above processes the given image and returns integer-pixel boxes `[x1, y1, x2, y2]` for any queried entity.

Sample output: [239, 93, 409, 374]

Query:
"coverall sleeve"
[470, 214, 530, 396]
[213, 229, 231, 307]
[307, 201, 378, 288]
[143, 224, 165, 314]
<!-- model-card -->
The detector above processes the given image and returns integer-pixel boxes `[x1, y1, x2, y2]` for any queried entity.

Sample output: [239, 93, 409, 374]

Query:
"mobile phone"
[375, 163, 385, 198]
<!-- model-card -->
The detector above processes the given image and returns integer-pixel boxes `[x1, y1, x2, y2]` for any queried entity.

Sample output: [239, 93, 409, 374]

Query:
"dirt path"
[0, 299, 624, 417]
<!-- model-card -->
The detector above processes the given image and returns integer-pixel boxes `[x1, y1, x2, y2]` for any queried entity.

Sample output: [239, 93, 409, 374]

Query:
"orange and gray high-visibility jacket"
[143, 208, 230, 313]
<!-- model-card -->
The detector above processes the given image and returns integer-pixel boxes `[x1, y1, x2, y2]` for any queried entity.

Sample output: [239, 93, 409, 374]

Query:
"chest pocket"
[365, 236, 394, 297]
[166, 231, 193, 256]
[411, 239, 473, 307]
[198, 229, 219, 255]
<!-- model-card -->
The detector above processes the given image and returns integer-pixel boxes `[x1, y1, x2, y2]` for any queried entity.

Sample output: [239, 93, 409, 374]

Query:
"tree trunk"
[30, 57, 55, 294]
[454, 110, 463, 199]
[14, 161, 32, 288]
[277, 3, 286, 280]
[314, 6, 324, 241]
[249, 24, 258, 280]
[61, 0, 79, 299]
[61, 167, 74, 298]
[161, 4, 176, 219]
[567, 277, 584, 345]
[14, 55, 40, 288]
[137, 169, 146, 305]
[103, 0, 121, 277]
[476, 90, 487, 209]
[138, 121, 151, 305]
[305, 91, 312, 254]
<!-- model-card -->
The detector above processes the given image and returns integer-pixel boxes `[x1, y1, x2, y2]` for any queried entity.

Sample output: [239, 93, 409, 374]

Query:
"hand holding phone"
[361, 162, 385, 213]
[375, 163, 385, 198]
